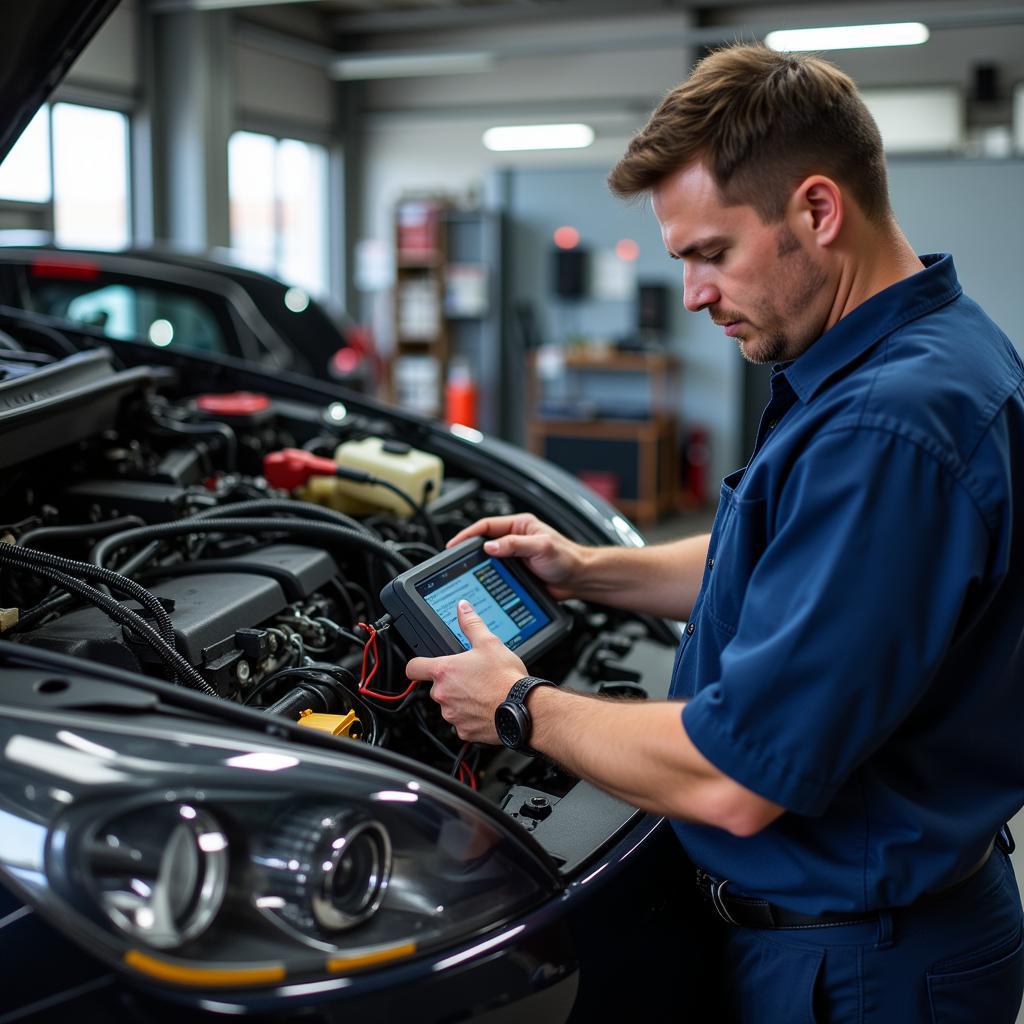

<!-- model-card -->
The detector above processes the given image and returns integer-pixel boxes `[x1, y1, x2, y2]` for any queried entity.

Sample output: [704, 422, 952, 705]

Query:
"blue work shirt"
[672, 254, 1024, 915]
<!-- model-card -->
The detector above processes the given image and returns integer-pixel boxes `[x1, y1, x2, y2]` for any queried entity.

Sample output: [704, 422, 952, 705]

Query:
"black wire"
[89, 518, 413, 575]
[340, 578, 377, 620]
[392, 541, 439, 561]
[412, 702, 460, 762]
[18, 590, 67, 628]
[189, 501, 384, 616]
[301, 435, 339, 455]
[327, 577, 357, 625]
[112, 540, 165, 582]
[364, 477, 443, 550]
[0, 560, 216, 696]
[17, 515, 146, 551]
[190, 498, 378, 538]
[451, 741, 473, 779]
[150, 415, 238, 473]
[0, 543, 175, 643]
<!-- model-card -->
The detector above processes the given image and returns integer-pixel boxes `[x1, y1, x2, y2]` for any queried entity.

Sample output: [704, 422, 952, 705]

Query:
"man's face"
[651, 162, 831, 364]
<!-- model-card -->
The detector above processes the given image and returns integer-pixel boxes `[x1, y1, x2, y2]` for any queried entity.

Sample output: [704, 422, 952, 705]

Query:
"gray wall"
[506, 159, 1024, 488]
[888, 159, 1024, 347]
[505, 165, 740, 489]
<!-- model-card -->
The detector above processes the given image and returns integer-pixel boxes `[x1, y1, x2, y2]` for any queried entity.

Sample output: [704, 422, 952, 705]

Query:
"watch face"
[495, 702, 527, 749]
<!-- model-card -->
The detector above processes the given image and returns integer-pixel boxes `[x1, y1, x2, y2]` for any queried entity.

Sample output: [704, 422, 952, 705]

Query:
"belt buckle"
[710, 878, 739, 926]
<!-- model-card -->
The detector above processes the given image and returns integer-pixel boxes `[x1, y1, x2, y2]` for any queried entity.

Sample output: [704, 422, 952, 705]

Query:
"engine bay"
[0, 339, 678, 871]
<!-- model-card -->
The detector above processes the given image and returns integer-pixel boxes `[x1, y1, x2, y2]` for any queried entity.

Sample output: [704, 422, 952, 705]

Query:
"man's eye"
[704, 251, 724, 264]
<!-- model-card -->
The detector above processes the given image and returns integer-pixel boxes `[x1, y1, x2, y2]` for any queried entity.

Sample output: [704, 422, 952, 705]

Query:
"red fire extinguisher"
[445, 362, 478, 429]
[683, 426, 710, 506]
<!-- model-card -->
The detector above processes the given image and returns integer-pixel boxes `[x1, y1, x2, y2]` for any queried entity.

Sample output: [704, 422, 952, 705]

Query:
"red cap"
[196, 392, 271, 417]
[263, 448, 339, 490]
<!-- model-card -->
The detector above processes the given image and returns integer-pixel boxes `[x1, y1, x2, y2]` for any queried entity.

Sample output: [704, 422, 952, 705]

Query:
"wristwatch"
[494, 676, 555, 754]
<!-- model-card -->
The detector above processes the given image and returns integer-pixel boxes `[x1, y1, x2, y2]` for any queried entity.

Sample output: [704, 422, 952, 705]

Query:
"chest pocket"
[705, 473, 769, 635]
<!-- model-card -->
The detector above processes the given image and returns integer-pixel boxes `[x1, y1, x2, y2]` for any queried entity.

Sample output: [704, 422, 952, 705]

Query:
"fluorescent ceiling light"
[331, 52, 494, 81]
[483, 124, 595, 152]
[766, 22, 929, 51]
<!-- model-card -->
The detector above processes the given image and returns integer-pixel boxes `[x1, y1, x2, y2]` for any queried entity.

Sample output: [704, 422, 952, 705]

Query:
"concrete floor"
[642, 508, 1024, 1018]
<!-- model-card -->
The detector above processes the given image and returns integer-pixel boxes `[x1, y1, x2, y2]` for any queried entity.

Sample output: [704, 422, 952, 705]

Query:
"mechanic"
[407, 44, 1024, 1022]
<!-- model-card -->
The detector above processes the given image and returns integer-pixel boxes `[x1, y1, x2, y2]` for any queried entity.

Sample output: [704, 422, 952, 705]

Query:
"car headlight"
[0, 708, 556, 991]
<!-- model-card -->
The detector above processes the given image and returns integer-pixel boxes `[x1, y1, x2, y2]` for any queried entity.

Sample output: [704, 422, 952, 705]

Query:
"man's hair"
[608, 44, 890, 223]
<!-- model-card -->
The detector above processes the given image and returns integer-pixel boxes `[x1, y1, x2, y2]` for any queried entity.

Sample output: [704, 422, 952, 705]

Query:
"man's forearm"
[525, 686, 782, 835]
[570, 533, 710, 620]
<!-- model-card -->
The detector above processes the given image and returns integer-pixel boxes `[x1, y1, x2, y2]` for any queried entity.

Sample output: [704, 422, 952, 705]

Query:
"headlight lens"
[0, 710, 555, 990]
[253, 806, 392, 938]
[90, 802, 229, 949]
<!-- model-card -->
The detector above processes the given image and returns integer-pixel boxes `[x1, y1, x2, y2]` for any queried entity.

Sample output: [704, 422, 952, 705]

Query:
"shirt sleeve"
[682, 424, 991, 816]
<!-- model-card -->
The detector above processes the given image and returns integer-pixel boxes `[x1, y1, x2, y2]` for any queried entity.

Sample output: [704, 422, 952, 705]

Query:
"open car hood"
[0, 1, 119, 164]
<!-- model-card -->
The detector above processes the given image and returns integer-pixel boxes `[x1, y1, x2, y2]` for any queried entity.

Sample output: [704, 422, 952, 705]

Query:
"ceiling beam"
[236, 6, 1024, 75]
[332, 0, 686, 36]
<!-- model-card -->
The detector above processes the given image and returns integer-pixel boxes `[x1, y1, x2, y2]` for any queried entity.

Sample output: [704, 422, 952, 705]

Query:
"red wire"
[361, 677, 419, 703]
[356, 622, 419, 702]
[353, 626, 474, 776]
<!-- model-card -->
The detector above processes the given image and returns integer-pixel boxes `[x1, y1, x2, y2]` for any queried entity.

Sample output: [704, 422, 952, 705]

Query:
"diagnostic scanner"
[379, 537, 571, 664]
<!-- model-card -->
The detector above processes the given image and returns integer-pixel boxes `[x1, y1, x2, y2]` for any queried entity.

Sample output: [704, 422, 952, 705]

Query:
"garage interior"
[2, 0, 1024, 1017]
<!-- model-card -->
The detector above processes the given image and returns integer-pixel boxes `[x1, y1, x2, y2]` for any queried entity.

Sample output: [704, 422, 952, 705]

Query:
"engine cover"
[20, 543, 337, 677]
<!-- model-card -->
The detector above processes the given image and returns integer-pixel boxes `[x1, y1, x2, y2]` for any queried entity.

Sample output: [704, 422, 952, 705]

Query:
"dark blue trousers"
[705, 851, 1024, 1023]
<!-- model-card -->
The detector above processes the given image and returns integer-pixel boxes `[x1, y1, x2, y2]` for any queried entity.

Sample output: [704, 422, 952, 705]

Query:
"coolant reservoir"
[298, 437, 442, 518]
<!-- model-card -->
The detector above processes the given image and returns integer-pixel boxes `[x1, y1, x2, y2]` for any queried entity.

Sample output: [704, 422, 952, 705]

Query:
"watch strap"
[506, 675, 555, 706]
[498, 676, 555, 755]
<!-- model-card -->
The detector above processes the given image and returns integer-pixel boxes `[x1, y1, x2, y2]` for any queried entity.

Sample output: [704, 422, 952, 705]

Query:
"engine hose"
[364, 477, 443, 550]
[90, 518, 414, 575]
[0, 542, 175, 644]
[150, 415, 237, 473]
[18, 515, 146, 551]
[189, 499, 375, 537]
[1, 560, 217, 697]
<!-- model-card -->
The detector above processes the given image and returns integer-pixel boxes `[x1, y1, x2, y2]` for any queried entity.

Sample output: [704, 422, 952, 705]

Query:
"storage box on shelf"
[393, 198, 448, 418]
[391, 202, 503, 431]
[526, 349, 680, 527]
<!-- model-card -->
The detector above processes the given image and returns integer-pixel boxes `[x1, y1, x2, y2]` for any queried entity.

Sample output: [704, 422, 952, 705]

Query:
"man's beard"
[733, 228, 828, 365]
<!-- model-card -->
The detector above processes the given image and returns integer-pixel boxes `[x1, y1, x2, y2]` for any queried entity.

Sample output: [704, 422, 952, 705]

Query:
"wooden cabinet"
[527, 351, 680, 527]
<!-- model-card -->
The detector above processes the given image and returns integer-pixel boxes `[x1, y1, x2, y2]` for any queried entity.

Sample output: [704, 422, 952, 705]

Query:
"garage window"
[0, 108, 51, 203]
[228, 130, 328, 298]
[52, 103, 131, 249]
[0, 102, 131, 248]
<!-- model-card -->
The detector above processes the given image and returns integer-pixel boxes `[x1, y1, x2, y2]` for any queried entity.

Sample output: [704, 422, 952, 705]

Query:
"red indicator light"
[553, 226, 580, 250]
[332, 347, 360, 374]
[616, 239, 640, 262]
[30, 258, 101, 281]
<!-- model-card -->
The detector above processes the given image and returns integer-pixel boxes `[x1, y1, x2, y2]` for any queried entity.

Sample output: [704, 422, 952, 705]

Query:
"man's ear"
[790, 175, 843, 248]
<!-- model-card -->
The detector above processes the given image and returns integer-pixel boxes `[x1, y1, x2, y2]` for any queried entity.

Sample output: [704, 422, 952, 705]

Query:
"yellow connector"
[0, 608, 18, 633]
[297, 708, 362, 740]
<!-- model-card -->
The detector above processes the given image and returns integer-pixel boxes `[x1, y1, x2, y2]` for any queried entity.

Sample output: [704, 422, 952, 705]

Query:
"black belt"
[695, 841, 998, 931]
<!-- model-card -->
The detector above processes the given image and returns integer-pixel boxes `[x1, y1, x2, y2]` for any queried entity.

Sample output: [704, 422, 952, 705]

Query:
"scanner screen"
[416, 550, 551, 651]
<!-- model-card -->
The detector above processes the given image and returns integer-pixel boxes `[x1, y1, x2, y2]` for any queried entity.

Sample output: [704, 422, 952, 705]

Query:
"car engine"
[0, 330, 678, 870]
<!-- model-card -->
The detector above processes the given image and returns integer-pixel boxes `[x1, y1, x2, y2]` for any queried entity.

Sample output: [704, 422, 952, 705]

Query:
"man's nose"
[683, 265, 719, 312]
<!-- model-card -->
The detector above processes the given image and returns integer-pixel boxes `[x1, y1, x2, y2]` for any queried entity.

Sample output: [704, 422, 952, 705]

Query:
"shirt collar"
[784, 253, 962, 403]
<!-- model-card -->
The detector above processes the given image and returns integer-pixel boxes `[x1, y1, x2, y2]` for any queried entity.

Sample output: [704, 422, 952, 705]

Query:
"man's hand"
[406, 599, 527, 743]
[447, 514, 587, 600]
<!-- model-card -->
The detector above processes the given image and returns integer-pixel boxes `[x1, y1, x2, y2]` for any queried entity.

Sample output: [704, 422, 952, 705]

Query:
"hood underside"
[0, 1, 120, 165]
